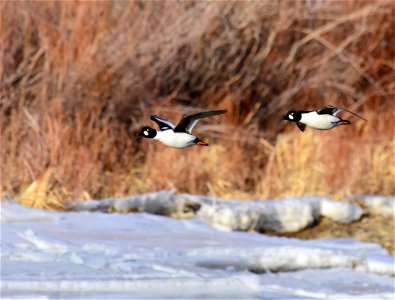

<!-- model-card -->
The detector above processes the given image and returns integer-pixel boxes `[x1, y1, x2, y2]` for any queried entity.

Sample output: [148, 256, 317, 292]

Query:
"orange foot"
[338, 120, 351, 125]
[196, 141, 209, 146]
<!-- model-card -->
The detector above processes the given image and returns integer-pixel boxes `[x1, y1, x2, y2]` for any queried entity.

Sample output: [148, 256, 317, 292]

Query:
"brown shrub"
[1, 1, 394, 208]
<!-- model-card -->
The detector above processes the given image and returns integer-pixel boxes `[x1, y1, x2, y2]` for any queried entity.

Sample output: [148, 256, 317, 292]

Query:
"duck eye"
[291, 112, 294, 115]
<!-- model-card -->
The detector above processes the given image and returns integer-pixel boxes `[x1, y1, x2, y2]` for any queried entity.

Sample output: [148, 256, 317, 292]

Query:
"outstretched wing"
[174, 110, 227, 134]
[318, 105, 367, 121]
[150, 115, 175, 131]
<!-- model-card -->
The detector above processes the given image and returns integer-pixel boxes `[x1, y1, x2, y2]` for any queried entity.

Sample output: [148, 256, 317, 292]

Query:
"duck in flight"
[137, 110, 227, 148]
[282, 105, 367, 132]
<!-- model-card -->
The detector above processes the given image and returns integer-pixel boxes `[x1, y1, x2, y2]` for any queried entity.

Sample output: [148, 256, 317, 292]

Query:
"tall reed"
[1, 1, 394, 209]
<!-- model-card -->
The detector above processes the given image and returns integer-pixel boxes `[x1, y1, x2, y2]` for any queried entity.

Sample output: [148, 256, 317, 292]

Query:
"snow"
[258, 268, 395, 299]
[71, 191, 364, 233]
[363, 196, 395, 217]
[1, 198, 394, 299]
[196, 197, 318, 232]
[189, 194, 364, 231]
[319, 198, 363, 223]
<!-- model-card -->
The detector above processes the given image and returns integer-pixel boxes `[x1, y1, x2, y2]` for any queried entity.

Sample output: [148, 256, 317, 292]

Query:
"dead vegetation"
[277, 215, 395, 255]
[1, 1, 394, 209]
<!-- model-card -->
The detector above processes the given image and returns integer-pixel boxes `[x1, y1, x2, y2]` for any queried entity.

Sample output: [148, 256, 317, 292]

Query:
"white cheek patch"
[144, 131, 149, 136]
[289, 115, 294, 120]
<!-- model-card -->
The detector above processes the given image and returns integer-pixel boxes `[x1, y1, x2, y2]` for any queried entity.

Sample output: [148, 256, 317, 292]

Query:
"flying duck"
[137, 110, 227, 148]
[282, 105, 367, 132]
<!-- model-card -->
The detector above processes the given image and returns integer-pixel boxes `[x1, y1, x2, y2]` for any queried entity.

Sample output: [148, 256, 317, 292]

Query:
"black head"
[137, 126, 157, 138]
[282, 110, 302, 122]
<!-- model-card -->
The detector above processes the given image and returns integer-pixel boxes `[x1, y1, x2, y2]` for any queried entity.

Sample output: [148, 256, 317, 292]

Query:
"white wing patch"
[186, 119, 200, 134]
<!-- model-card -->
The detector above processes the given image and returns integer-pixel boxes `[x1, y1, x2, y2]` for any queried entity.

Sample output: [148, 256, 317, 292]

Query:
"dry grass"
[1, 1, 394, 209]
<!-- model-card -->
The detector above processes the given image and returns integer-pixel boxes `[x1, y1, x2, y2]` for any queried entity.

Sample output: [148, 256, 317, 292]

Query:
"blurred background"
[1, 0, 394, 209]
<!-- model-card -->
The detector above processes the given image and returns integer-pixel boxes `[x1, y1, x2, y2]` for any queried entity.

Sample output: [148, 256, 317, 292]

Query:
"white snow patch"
[320, 198, 363, 223]
[186, 194, 361, 232]
[363, 196, 395, 217]
[196, 199, 318, 232]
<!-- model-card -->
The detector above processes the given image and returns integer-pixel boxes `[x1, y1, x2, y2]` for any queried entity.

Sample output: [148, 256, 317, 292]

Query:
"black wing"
[174, 110, 227, 134]
[317, 105, 342, 116]
[150, 115, 175, 131]
[297, 122, 306, 132]
[318, 105, 367, 121]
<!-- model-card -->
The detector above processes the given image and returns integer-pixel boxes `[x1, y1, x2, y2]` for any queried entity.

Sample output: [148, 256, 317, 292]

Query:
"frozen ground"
[1, 197, 394, 299]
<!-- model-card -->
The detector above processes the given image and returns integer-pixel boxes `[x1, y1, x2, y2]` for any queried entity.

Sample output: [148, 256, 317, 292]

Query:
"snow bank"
[70, 192, 364, 233]
[319, 198, 363, 223]
[195, 197, 319, 232]
[70, 189, 201, 219]
[182, 194, 363, 232]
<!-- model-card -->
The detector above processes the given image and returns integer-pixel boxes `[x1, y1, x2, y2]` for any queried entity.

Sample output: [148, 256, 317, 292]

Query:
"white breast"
[301, 111, 340, 130]
[154, 130, 196, 148]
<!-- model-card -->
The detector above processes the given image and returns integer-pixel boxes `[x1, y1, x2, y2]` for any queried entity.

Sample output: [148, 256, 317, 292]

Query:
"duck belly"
[301, 112, 340, 130]
[155, 131, 196, 148]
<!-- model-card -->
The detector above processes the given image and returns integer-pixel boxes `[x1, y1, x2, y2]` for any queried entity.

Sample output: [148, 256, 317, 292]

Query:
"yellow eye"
[291, 112, 294, 115]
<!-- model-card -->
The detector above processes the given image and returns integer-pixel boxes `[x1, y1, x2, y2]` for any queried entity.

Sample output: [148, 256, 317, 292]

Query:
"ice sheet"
[1, 199, 394, 299]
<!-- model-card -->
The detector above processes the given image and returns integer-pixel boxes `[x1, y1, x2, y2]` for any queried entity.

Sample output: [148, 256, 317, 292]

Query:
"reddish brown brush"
[1, 1, 394, 209]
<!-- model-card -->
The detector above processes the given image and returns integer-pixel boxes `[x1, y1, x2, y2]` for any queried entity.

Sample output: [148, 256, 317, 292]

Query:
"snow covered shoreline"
[70, 190, 394, 233]
[1, 194, 394, 299]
